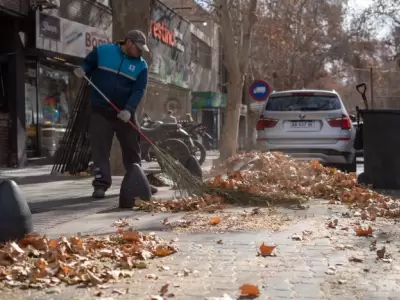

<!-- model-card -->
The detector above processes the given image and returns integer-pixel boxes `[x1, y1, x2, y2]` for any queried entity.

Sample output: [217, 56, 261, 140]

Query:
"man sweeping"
[74, 29, 156, 198]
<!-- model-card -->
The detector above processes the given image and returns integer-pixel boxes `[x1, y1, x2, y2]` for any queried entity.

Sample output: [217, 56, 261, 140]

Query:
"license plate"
[290, 121, 314, 128]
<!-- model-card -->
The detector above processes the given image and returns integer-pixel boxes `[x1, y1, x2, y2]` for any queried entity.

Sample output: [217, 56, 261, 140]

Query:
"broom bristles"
[153, 148, 296, 207]
[153, 148, 204, 196]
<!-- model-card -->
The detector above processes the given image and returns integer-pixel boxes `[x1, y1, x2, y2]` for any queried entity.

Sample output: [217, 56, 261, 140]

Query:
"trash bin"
[359, 109, 400, 189]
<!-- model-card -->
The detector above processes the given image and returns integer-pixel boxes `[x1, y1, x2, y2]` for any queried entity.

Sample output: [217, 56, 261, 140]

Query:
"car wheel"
[343, 156, 357, 173]
[329, 156, 357, 173]
[357, 172, 370, 186]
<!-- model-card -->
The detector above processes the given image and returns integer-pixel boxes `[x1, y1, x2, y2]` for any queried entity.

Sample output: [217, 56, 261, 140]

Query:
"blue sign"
[249, 80, 271, 102]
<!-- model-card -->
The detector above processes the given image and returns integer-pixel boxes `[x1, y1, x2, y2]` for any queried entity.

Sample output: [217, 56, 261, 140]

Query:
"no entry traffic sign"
[249, 80, 271, 102]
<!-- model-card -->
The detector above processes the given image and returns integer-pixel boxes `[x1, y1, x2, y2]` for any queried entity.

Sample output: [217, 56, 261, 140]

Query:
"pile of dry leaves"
[210, 152, 400, 217]
[0, 230, 177, 289]
[137, 152, 400, 218]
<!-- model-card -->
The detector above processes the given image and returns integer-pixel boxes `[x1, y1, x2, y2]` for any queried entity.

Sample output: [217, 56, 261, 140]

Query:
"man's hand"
[73, 67, 85, 78]
[117, 110, 131, 123]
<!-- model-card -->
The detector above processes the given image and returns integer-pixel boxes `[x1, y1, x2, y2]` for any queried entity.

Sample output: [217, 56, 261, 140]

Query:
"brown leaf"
[259, 242, 276, 257]
[122, 231, 141, 242]
[154, 246, 175, 257]
[160, 283, 169, 295]
[209, 217, 221, 225]
[239, 284, 260, 296]
[355, 226, 373, 236]
[349, 256, 363, 263]
[377, 246, 386, 259]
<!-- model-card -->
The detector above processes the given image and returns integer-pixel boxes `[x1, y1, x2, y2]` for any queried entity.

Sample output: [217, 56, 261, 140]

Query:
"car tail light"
[256, 118, 278, 130]
[327, 115, 351, 130]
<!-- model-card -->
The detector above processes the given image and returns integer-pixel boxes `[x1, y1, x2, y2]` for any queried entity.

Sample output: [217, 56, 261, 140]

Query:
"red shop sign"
[150, 20, 175, 47]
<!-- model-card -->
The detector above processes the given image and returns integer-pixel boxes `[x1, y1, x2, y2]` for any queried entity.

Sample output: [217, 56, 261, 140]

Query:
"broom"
[83, 76, 204, 196]
[83, 76, 288, 206]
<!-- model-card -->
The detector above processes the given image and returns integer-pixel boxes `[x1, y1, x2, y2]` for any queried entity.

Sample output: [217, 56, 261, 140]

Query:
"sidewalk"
[2, 200, 400, 300]
[3, 151, 398, 299]
[0, 151, 217, 232]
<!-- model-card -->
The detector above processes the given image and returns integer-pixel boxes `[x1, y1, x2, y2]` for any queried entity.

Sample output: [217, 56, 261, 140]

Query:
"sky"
[347, 0, 391, 37]
[349, 0, 373, 10]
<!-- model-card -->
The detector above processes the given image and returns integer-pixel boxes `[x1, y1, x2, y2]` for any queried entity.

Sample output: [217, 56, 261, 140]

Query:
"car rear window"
[265, 94, 341, 111]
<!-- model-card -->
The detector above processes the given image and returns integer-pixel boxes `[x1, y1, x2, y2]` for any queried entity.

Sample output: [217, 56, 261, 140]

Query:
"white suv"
[256, 89, 356, 172]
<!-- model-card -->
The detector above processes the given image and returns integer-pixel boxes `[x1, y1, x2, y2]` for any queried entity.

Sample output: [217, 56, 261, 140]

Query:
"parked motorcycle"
[180, 122, 214, 163]
[140, 113, 196, 164]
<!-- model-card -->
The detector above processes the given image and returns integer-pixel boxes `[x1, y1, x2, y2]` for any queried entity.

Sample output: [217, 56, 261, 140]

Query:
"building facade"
[1, 0, 225, 168]
[144, 0, 192, 121]
[161, 0, 224, 149]
[0, 0, 112, 167]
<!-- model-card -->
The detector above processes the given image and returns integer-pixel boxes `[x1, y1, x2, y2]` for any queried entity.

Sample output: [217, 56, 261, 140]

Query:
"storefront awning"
[191, 91, 227, 109]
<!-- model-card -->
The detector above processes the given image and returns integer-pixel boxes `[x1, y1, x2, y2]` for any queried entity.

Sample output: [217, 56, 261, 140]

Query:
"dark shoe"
[92, 188, 106, 199]
[150, 185, 158, 195]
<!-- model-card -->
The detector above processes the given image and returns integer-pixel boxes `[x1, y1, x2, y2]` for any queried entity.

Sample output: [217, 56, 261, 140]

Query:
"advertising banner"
[36, 12, 111, 58]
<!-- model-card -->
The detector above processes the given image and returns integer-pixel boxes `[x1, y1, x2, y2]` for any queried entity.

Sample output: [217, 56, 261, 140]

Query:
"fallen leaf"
[349, 256, 363, 263]
[154, 245, 175, 257]
[291, 234, 302, 241]
[87, 270, 103, 285]
[239, 284, 260, 297]
[376, 246, 386, 259]
[259, 242, 276, 257]
[209, 217, 221, 225]
[122, 231, 141, 242]
[112, 288, 128, 295]
[145, 274, 158, 279]
[160, 283, 169, 295]
[355, 226, 373, 236]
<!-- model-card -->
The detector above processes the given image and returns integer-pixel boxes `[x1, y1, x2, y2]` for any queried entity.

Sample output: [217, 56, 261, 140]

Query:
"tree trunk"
[243, 76, 257, 150]
[219, 77, 243, 161]
[110, 0, 151, 175]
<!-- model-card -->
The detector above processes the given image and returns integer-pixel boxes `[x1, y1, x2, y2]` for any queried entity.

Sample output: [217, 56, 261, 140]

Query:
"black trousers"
[89, 109, 141, 190]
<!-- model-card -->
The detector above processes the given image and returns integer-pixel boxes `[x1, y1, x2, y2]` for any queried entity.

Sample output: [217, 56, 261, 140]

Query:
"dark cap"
[126, 30, 149, 53]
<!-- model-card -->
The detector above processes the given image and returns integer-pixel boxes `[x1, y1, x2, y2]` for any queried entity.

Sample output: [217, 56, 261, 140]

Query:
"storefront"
[144, 0, 192, 121]
[0, 4, 28, 167]
[24, 11, 111, 159]
[191, 91, 226, 149]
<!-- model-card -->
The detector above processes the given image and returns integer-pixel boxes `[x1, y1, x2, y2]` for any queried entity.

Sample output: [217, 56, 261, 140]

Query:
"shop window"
[37, 62, 74, 158]
[25, 61, 39, 157]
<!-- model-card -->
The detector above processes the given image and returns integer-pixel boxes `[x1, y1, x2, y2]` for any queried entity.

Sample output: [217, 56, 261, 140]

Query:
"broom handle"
[83, 75, 154, 146]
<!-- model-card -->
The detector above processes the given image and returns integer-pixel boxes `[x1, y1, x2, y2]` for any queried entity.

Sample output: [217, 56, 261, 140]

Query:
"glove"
[73, 67, 85, 78]
[117, 110, 131, 123]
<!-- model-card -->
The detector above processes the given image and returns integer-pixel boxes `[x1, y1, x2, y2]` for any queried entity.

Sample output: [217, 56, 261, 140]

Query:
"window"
[37, 61, 74, 157]
[198, 39, 212, 69]
[191, 34, 199, 63]
[191, 34, 212, 69]
[265, 94, 341, 111]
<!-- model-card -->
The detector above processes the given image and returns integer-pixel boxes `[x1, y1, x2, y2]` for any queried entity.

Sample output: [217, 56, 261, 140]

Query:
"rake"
[83, 76, 204, 196]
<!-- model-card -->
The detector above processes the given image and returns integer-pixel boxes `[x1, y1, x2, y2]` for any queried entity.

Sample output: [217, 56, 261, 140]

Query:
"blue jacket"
[81, 43, 148, 113]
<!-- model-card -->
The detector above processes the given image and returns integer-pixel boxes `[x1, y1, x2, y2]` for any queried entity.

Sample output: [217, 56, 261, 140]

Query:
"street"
[1, 200, 399, 300]
[1, 154, 398, 300]
[0, 154, 364, 233]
